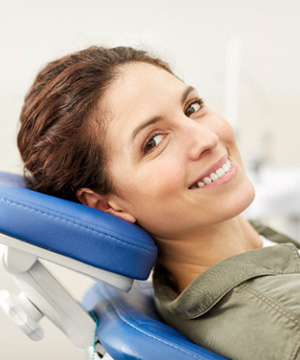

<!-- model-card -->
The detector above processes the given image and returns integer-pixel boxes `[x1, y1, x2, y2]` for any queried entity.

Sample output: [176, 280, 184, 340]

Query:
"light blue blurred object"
[246, 166, 300, 241]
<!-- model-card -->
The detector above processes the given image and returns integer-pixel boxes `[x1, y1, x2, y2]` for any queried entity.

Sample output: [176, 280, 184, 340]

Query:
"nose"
[185, 121, 219, 161]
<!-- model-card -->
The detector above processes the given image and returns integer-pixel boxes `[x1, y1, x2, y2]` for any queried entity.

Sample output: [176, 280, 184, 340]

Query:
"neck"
[155, 216, 262, 294]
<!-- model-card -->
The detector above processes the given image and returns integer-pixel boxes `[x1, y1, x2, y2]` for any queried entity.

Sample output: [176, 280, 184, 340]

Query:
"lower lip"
[190, 160, 238, 191]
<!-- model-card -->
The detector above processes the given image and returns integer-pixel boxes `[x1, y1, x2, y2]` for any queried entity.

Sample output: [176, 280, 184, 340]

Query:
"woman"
[17, 46, 300, 360]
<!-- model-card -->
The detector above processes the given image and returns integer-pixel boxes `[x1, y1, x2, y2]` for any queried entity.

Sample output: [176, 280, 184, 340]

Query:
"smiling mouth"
[189, 158, 232, 189]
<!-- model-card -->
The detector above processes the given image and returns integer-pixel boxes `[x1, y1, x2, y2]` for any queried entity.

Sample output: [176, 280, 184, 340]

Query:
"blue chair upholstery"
[83, 281, 228, 360]
[0, 171, 227, 359]
[0, 172, 156, 280]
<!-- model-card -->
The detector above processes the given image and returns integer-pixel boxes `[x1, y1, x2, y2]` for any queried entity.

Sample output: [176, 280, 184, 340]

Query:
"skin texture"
[77, 62, 262, 292]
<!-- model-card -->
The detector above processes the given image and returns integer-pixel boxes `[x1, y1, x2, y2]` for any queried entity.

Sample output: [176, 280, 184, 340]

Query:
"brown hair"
[17, 46, 172, 202]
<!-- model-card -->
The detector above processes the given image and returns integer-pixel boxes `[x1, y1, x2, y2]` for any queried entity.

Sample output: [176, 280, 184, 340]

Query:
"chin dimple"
[190, 159, 232, 189]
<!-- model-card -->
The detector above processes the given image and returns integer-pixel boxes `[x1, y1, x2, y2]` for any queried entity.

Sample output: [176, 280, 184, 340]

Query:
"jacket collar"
[154, 243, 300, 319]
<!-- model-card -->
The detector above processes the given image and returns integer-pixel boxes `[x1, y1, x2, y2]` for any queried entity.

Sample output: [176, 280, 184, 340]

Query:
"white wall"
[0, 0, 299, 359]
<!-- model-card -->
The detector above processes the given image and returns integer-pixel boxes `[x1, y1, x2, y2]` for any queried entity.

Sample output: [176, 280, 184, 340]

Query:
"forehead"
[104, 62, 185, 114]
[102, 62, 185, 128]
[113, 61, 180, 92]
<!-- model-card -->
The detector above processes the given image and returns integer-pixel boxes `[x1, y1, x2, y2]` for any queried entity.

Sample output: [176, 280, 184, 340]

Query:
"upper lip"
[189, 154, 229, 188]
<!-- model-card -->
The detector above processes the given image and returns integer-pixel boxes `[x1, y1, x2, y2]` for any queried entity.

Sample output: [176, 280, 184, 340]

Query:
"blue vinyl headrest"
[0, 172, 157, 280]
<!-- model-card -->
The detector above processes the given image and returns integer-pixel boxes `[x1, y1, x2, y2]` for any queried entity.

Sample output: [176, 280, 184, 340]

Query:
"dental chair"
[0, 171, 227, 360]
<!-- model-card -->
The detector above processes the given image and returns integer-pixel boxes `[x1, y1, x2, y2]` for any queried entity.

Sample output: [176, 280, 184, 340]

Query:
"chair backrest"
[0, 171, 158, 348]
[0, 171, 157, 284]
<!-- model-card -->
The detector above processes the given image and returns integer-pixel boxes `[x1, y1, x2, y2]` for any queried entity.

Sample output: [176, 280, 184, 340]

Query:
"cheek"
[138, 160, 185, 198]
[216, 119, 241, 157]
[226, 125, 237, 144]
[110, 156, 184, 207]
[215, 118, 236, 142]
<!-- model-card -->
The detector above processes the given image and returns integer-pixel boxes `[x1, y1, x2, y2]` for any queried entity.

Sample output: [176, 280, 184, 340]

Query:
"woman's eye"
[185, 99, 204, 116]
[144, 134, 164, 153]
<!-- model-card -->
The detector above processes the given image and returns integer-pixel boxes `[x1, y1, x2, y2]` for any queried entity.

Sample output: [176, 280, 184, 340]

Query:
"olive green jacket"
[153, 222, 300, 360]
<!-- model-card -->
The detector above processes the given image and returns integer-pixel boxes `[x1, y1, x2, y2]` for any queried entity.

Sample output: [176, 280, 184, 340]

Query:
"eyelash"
[142, 97, 205, 154]
[185, 98, 204, 116]
[143, 131, 164, 154]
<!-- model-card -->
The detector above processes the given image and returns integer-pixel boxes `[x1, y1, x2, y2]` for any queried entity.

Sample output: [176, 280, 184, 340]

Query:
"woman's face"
[101, 62, 255, 240]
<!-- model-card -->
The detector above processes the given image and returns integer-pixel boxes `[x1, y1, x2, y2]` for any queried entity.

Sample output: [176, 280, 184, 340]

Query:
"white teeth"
[210, 173, 219, 181]
[222, 163, 230, 172]
[197, 181, 205, 187]
[216, 168, 226, 178]
[203, 177, 212, 184]
[191, 159, 232, 189]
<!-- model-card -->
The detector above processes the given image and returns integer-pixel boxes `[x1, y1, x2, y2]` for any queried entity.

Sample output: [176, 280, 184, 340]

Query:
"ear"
[76, 188, 136, 224]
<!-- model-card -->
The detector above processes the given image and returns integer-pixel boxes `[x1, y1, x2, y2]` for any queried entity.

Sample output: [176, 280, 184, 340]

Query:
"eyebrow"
[131, 85, 195, 142]
[181, 85, 195, 104]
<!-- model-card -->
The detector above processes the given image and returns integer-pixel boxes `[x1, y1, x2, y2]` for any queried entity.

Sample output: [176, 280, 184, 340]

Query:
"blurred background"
[0, 0, 299, 358]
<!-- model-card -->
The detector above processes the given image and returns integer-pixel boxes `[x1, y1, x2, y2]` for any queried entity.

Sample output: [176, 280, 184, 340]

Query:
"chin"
[231, 178, 256, 217]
